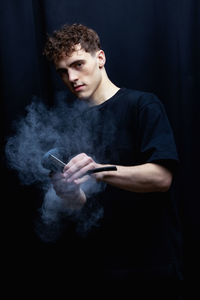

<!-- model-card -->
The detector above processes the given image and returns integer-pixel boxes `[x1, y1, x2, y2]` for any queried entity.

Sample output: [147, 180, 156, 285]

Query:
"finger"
[50, 173, 66, 185]
[63, 153, 90, 172]
[64, 155, 94, 179]
[74, 175, 90, 185]
[66, 162, 95, 182]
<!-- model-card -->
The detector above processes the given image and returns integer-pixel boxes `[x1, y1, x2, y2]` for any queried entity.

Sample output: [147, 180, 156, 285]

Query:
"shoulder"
[119, 88, 162, 108]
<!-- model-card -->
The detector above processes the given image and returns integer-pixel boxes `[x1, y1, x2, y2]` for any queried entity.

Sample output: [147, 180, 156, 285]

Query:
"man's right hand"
[50, 172, 86, 210]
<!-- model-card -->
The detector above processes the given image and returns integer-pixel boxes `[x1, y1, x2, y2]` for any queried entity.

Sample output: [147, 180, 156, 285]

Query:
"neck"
[89, 69, 120, 106]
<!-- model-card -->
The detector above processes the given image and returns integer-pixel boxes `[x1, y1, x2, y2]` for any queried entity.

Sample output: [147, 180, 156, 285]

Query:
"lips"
[74, 84, 85, 92]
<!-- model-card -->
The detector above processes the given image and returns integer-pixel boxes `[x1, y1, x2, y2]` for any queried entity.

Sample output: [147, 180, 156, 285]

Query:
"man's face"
[55, 45, 105, 100]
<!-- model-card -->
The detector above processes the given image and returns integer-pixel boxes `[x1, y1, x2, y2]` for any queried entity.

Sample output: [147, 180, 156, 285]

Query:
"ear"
[97, 50, 106, 68]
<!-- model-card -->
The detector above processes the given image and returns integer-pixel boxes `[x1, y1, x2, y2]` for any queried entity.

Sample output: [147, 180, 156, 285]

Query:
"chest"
[79, 107, 139, 165]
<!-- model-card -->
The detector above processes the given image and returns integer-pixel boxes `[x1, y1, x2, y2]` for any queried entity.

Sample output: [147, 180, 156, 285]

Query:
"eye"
[75, 62, 84, 69]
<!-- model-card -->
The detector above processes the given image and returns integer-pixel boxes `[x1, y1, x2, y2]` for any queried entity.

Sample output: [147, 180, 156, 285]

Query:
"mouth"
[73, 84, 85, 92]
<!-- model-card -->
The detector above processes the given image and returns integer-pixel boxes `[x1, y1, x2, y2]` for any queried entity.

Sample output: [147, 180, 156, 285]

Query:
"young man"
[43, 23, 183, 280]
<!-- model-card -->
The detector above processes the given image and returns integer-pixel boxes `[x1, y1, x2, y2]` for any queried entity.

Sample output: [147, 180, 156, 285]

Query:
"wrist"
[61, 188, 86, 210]
[94, 164, 118, 181]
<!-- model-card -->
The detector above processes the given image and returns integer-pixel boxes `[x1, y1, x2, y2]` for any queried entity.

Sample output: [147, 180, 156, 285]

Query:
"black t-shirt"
[60, 88, 182, 277]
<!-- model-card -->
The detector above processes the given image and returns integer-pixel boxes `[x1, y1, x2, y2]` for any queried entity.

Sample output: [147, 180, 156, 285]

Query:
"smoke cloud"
[5, 93, 107, 242]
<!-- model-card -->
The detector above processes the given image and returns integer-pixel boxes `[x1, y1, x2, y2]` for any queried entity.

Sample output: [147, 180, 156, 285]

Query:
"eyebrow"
[56, 59, 85, 72]
[70, 59, 85, 66]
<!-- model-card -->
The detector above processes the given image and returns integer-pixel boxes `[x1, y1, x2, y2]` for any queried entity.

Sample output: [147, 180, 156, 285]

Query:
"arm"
[93, 163, 173, 193]
[64, 153, 173, 193]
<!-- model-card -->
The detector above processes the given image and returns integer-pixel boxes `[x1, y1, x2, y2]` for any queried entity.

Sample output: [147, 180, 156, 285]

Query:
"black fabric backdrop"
[0, 0, 199, 280]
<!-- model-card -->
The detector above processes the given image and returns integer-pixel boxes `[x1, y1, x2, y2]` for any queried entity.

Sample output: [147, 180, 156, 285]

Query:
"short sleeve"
[138, 93, 179, 173]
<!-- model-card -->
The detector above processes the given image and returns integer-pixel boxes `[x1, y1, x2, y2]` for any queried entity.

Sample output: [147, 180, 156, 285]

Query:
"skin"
[55, 44, 119, 105]
[51, 44, 173, 210]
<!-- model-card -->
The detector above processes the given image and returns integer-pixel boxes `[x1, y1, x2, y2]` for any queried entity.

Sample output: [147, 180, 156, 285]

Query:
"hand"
[63, 153, 102, 184]
[50, 171, 86, 209]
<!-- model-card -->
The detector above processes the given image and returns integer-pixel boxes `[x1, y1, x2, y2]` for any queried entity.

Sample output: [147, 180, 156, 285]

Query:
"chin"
[76, 91, 92, 100]
[76, 94, 89, 100]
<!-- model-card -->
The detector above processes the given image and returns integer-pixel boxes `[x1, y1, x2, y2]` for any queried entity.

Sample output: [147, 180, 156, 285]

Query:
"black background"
[1, 0, 199, 281]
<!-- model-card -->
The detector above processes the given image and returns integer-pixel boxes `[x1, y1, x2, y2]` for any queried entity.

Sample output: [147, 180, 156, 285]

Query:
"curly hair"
[43, 23, 101, 63]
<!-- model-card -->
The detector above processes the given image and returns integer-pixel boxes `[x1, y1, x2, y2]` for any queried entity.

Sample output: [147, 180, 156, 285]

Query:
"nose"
[68, 69, 78, 82]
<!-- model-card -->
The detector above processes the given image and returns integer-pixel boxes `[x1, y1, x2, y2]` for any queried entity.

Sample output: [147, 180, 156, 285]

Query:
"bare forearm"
[98, 163, 172, 193]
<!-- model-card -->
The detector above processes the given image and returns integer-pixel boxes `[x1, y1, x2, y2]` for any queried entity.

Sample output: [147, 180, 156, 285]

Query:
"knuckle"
[79, 153, 88, 160]
[88, 162, 95, 170]
[71, 156, 78, 164]
[87, 156, 93, 163]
